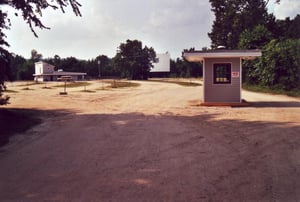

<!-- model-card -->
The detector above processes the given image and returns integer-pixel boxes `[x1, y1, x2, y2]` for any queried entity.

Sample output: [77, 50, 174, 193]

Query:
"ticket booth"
[183, 49, 261, 105]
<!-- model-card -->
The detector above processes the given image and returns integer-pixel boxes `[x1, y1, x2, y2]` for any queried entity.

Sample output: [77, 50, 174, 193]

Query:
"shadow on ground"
[249, 101, 300, 108]
[0, 108, 299, 201]
[0, 108, 72, 147]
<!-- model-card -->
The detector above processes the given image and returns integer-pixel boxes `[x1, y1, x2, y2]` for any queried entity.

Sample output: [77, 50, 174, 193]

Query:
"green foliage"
[258, 39, 300, 90]
[8, 54, 36, 80]
[115, 39, 156, 80]
[0, 41, 11, 105]
[170, 58, 202, 78]
[19, 60, 35, 80]
[31, 49, 43, 61]
[0, 52, 10, 105]
[245, 39, 300, 91]
[95, 55, 118, 78]
[9, 54, 26, 80]
[238, 25, 273, 85]
[0, 85, 9, 105]
[243, 83, 300, 97]
[272, 15, 300, 40]
[238, 25, 273, 49]
[104, 80, 140, 88]
[209, 0, 271, 49]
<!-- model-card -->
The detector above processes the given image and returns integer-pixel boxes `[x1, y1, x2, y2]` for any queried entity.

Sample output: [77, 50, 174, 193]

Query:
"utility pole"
[97, 60, 101, 79]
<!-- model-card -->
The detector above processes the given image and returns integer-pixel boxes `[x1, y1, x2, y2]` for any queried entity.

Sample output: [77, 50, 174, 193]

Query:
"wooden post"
[59, 76, 72, 95]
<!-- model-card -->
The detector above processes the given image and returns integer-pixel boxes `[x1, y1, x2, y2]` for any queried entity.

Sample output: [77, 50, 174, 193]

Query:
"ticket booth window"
[213, 63, 231, 84]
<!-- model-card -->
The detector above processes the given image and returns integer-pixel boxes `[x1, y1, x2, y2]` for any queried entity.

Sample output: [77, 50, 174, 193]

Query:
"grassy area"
[243, 83, 300, 97]
[4, 89, 18, 93]
[79, 90, 96, 93]
[54, 82, 91, 88]
[148, 79, 202, 87]
[17, 82, 43, 87]
[21, 87, 34, 91]
[42, 86, 53, 89]
[103, 80, 141, 88]
[0, 109, 42, 147]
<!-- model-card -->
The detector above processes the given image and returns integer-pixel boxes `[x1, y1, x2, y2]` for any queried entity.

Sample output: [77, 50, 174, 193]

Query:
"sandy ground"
[0, 79, 300, 202]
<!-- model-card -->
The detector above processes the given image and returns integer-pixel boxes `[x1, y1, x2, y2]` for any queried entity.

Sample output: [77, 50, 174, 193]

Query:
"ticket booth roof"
[183, 49, 262, 62]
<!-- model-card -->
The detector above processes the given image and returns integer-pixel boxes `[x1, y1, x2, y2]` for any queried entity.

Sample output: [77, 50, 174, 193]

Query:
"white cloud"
[273, 0, 300, 19]
[4, 0, 299, 60]
[4, 0, 213, 59]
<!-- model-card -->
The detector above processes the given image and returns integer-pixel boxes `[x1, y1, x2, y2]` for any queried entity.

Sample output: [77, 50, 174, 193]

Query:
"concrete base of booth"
[200, 100, 250, 107]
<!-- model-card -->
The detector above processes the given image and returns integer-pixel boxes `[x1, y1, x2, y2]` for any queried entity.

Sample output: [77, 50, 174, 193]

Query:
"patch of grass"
[17, 82, 42, 87]
[243, 83, 300, 97]
[42, 86, 53, 89]
[79, 90, 96, 93]
[171, 81, 201, 87]
[54, 82, 91, 88]
[0, 109, 42, 147]
[148, 79, 202, 87]
[21, 87, 34, 91]
[286, 91, 300, 97]
[4, 90, 18, 93]
[103, 80, 140, 88]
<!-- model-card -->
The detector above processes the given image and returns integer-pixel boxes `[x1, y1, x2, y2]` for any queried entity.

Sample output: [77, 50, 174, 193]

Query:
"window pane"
[213, 63, 231, 84]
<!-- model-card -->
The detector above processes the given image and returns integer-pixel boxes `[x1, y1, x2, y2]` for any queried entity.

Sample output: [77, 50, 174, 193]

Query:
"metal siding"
[204, 58, 241, 103]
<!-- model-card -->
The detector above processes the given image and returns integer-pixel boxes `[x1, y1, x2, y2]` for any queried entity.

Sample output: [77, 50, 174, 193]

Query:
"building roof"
[35, 61, 55, 67]
[183, 49, 262, 62]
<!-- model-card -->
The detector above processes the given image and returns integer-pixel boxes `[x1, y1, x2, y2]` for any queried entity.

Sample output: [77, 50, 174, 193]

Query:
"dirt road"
[0, 80, 300, 201]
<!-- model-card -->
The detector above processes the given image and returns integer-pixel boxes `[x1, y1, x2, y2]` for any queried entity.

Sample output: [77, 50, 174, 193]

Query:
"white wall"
[34, 62, 54, 75]
[35, 62, 43, 75]
[151, 53, 170, 72]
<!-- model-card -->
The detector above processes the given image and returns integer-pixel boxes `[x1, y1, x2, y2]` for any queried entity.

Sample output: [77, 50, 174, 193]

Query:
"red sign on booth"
[232, 71, 240, 78]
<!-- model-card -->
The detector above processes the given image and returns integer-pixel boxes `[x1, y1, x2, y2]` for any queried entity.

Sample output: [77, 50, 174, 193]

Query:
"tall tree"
[9, 54, 26, 80]
[272, 15, 300, 40]
[0, 0, 81, 105]
[95, 55, 116, 77]
[115, 40, 156, 80]
[208, 0, 277, 49]
[31, 49, 43, 61]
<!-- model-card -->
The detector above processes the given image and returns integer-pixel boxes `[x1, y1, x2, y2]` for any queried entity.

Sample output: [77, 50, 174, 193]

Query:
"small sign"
[232, 72, 240, 78]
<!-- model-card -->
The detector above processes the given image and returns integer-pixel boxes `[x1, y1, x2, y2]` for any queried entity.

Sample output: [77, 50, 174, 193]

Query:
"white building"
[33, 61, 86, 82]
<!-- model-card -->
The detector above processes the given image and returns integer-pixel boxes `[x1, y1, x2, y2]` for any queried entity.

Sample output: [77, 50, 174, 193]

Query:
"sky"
[3, 0, 300, 60]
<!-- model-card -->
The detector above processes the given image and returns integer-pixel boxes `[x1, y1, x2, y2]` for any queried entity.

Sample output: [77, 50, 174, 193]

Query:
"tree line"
[8, 52, 202, 81]
[8, 40, 202, 81]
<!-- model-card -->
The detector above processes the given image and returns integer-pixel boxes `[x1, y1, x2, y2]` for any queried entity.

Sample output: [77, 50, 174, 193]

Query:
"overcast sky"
[3, 0, 300, 60]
